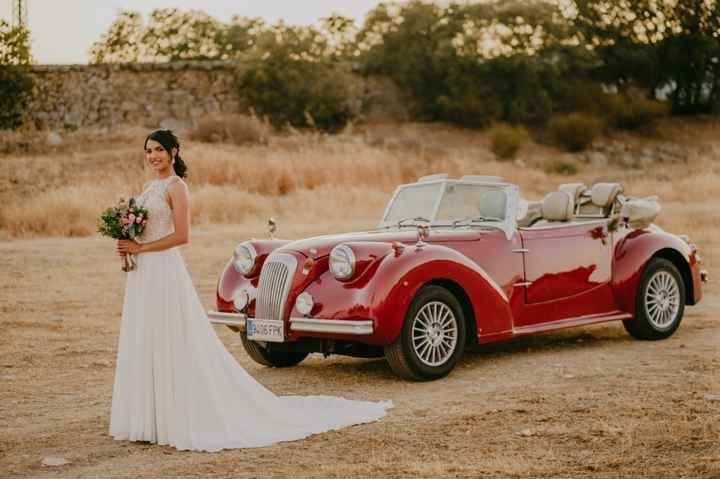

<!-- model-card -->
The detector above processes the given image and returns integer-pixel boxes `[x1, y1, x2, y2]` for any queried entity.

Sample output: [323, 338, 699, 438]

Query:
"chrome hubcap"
[412, 301, 458, 367]
[645, 270, 680, 330]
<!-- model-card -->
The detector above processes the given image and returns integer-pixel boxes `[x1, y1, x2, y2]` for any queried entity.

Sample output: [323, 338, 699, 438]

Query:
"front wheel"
[623, 258, 685, 340]
[385, 285, 467, 381]
[240, 333, 309, 367]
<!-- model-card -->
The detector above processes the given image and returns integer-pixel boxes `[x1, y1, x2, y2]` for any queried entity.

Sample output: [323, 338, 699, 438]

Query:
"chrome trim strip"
[512, 312, 632, 335]
[513, 282, 532, 287]
[290, 317, 374, 335]
[512, 248, 529, 253]
[208, 311, 247, 327]
[518, 219, 608, 231]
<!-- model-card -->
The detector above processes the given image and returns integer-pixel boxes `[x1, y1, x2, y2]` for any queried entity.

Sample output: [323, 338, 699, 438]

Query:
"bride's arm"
[117, 180, 190, 255]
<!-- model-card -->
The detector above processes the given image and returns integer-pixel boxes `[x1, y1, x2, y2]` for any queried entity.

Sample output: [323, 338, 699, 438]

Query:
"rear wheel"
[623, 258, 685, 340]
[385, 285, 466, 381]
[240, 333, 309, 367]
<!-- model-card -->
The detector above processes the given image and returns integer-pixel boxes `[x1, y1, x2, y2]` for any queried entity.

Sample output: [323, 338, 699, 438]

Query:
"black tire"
[384, 285, 467, 381]
[623, 258, 685, 340]
[240, 333, 309, 367]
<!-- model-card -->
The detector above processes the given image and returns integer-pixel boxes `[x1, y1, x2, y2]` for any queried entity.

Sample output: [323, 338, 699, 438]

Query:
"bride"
[111, 129, 391, 452]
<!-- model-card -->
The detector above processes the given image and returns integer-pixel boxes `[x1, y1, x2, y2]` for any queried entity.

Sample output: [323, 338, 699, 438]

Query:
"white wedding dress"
[109, 175, 391, 452]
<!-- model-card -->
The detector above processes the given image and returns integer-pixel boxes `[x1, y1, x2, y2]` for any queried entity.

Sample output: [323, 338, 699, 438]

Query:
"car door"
[515, 220, 615, 325]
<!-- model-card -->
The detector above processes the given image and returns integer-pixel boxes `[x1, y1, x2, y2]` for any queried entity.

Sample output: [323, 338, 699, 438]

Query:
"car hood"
[278, 228, 487, 259]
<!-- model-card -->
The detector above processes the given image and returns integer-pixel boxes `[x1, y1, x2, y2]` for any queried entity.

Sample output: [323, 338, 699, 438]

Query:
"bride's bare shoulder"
[166, 176, 189, 193]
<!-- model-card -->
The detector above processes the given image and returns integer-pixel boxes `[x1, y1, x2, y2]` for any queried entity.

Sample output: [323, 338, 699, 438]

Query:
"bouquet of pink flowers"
[98, 198, 149, 272]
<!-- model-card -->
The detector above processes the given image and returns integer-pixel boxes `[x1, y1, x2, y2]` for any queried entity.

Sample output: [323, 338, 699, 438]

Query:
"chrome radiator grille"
[256, 253, 297, 321]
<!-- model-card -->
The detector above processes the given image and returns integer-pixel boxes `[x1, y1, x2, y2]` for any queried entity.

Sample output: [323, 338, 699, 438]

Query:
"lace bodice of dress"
[136, 176, 178, 244]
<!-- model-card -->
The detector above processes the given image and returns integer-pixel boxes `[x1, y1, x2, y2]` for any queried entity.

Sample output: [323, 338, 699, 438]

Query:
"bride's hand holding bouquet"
[98, 198, 149, 272]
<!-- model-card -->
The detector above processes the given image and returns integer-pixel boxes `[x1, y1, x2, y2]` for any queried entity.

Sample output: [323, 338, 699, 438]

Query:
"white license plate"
[247, 318, 284, 342]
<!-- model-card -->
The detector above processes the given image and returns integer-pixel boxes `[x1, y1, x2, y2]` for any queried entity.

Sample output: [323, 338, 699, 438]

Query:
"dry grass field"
[1, 119, 719, 478]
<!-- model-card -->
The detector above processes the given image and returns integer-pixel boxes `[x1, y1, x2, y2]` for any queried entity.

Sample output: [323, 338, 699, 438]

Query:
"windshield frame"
[378, 179, 519, 239]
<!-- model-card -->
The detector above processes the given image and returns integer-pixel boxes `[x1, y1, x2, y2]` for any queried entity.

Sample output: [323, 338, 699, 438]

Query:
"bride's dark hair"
[144, 129, 187, 178]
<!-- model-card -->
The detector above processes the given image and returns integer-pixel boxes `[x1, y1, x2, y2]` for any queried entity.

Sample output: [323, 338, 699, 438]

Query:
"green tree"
[0, 20, 33, 129]
[357, 0, 593, 126]
[88, 10, 144, 63]
[574, 0, 720, 114]
[235, 23, 355, 131]
[90, 9, 226, 63]
[0, 20, 32, 65]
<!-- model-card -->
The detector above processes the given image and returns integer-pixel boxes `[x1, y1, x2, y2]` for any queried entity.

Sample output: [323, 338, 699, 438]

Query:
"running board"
[512, 312, 632, 336]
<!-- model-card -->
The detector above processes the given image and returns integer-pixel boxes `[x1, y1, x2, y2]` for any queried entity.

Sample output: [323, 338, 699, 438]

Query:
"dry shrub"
[189, 113, 270, 146]
[543, 157, 579, 176]
[488, 123, 528, 160]
[549, 113, 603, 151]
[602, 94, 670, 131]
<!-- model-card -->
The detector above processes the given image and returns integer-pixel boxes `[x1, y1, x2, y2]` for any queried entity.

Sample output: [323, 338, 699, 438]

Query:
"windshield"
[382, 182, 443, 224]
[381, 181, 508, 225]
[436, 183, 507, 221]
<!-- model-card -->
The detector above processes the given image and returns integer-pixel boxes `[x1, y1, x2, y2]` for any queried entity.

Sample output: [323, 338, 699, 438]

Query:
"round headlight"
[329, 244, 356, 280]
[233, 242, 258, 275]
[233, 291, 249, 312]
[296, 292, 314, 315]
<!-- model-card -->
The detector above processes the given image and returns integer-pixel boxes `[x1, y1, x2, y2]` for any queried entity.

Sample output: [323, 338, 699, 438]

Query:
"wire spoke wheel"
[644, 270, 680, 331]
[411, 301, 458, 367]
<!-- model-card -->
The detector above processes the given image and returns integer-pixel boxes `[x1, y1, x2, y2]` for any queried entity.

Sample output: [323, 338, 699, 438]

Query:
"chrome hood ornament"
[268, 217, 277, 239]
[416, 223, 430, 248]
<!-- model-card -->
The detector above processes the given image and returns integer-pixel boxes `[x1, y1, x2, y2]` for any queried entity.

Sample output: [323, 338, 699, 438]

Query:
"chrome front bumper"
[289, 317, 374, 335]
[208, 310, 247, 328]
[207, 311, 373, 336]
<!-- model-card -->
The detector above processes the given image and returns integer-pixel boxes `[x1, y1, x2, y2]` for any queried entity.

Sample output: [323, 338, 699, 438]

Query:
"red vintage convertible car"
[208, 174, 707, 381]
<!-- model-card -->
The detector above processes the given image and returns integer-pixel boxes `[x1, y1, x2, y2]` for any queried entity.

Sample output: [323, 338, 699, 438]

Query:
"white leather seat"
[537, 191, 574, 224]
[558, 183, 587, 204]
[577, 182, 623, 217]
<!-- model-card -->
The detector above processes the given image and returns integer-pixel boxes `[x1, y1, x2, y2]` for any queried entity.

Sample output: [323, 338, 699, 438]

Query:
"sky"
[0, 0, 386, 64]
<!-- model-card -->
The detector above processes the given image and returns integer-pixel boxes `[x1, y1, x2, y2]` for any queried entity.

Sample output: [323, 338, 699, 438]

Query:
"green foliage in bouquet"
[98, 198, 148, 240]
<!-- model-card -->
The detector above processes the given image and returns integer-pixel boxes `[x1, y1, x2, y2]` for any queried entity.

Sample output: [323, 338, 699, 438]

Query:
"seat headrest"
[558, 183, 587, 202]
[478, 189, 507, 219]
[591, 183, 623, 207]
[541, 191, 574, 222]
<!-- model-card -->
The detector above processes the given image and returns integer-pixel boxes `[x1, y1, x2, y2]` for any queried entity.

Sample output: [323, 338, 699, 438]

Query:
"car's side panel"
[519, 221, 612, 304]
[295, 243, 516, 346]
[514, 222, 617, 326]
[448, 230, 526, 308]
[612, 228, 702, 315]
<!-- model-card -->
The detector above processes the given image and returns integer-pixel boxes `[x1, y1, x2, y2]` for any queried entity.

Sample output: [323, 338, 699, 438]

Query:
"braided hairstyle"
[144, 129, 187, 178]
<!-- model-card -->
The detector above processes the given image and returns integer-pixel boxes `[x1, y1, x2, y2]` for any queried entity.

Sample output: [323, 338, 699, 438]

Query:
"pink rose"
[128, 214, 136, 223]
[129, 208, 134, 212]
[142, 219, 147, 225]
[136, 215, 143, 224]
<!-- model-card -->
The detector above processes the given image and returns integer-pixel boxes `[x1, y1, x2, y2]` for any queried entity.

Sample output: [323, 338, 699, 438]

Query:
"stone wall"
[27, 62, 240, 131]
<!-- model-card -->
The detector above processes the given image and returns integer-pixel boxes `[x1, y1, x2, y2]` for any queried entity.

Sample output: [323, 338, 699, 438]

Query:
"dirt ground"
[1, 222, 718, 478]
